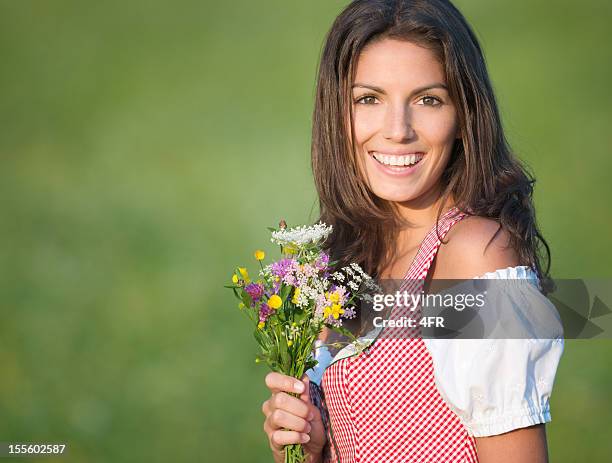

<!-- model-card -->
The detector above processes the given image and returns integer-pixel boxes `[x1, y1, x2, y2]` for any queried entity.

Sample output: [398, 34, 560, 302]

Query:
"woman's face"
[350, 38, 461, 204]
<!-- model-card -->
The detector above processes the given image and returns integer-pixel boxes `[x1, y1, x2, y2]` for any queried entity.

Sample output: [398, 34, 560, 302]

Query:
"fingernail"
[306, 422, 312, 433]
[308, 410, 315, 421]
[302, 434, 310, 443]
[294, 381, 304, 393]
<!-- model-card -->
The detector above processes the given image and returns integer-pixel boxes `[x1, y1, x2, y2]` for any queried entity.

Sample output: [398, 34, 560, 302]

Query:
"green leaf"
[278, 336, 291, 373]
[268, 342, 279, 363]
[253, 328, 264, 345]
[268, 360, 282, 372]
[326, 324, 358, 342]
[304, 359, 317, 371]
[241, 292, 253, 308]
[280, 284, 292, 301]
[293, 309, 307, 323]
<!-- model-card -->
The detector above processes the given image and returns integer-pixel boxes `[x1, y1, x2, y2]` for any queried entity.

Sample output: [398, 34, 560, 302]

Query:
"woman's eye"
[418, 95, 442, 106]
[354, 95, 441, 106]
[355, 95, 378, 105]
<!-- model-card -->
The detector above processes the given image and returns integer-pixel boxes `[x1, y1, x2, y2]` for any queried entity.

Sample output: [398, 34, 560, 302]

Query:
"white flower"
[348, 281, 359, 292]
[270, 222, 333, 246]
[350, 263, 372, 280]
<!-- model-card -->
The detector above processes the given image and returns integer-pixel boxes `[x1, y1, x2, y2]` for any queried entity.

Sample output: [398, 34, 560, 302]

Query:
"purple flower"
[270, 258, 295, 279]
[282, 274, 297, 286]
[268, 280, 281, 296]
[343, 306, 356, 319]
[259, 303, 273, 322]
[245, 283, 264, 302]
[316, 253, 330, 270]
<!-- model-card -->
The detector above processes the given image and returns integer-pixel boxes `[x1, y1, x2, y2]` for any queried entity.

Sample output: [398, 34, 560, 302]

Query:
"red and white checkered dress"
[320, 206, 479, 462]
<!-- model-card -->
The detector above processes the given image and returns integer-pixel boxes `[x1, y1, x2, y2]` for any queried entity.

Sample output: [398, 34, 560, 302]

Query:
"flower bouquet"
[225, 221, 377, 463]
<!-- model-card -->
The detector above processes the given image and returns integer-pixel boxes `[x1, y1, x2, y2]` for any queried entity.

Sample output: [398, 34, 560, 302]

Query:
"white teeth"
[372, 152, 423, 167]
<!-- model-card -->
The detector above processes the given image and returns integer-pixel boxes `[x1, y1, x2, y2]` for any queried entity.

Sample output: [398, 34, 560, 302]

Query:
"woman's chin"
[370, 188, 420, 203]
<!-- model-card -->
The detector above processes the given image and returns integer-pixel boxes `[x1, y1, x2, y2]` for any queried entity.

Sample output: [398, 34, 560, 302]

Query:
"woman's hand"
[262, 372, 327, 463]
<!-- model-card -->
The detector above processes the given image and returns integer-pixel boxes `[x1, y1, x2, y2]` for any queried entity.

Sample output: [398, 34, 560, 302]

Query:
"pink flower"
[259, 303, 273, 323]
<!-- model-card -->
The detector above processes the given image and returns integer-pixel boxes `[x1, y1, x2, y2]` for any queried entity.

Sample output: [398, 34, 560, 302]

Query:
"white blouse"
[306, 265, 565, 438]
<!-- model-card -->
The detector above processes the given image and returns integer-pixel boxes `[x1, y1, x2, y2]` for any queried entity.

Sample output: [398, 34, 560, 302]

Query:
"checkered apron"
[319, 206, 479, 462]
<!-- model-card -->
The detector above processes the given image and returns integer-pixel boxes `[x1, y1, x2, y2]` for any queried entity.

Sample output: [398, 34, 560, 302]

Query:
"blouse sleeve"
[305, 340, 333, 386]
[422, 266, 565, 437]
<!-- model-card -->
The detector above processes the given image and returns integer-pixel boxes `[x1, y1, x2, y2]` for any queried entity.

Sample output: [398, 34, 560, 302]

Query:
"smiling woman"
[260, 1, 564, 462]
[351, 39, 461, 203]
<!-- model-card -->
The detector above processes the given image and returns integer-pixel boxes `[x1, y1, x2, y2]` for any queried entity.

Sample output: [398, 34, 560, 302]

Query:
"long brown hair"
[311, 0, 552, 293]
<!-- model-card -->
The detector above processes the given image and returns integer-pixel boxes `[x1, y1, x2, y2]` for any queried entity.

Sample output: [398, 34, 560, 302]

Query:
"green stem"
[284, 442, 305, 463]
[283, 386, 306, 462]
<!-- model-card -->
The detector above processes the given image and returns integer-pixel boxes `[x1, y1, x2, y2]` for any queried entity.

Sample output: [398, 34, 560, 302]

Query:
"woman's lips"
[368, 151, 425, 177]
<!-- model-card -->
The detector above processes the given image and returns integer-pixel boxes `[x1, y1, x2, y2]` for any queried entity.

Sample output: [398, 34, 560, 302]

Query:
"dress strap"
[379, 206, 469, 338]
[403, 206, 469, 281]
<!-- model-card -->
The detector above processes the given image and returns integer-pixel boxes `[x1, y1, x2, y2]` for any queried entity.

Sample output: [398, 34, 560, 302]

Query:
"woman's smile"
[368, 150, 426, 177]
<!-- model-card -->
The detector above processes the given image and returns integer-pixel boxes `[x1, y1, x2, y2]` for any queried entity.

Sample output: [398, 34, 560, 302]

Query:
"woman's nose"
[382, 105, 415, 142]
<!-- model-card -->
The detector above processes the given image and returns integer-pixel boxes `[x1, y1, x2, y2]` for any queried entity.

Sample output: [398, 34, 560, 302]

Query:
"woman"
[261, 0, 564, 461]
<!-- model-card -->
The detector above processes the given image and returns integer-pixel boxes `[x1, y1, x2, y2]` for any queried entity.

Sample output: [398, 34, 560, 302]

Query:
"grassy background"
[0, 0, 610, 461]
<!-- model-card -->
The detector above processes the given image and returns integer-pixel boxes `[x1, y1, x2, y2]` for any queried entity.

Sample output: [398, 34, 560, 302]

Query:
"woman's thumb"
[300, 374, 311, 402]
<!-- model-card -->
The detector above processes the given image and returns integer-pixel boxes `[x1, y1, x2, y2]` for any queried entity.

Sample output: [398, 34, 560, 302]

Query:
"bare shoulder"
[432, 215, 521, 279]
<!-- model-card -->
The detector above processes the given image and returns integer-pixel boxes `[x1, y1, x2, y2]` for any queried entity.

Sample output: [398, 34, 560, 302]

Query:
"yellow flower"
[232, 274, 239, 284]
[324, 303, 344, 319]
[287, 340, 293, 347]
[254, 250, 265, 261]
[238, 267, 251, 283]
[291, 287, 300, 304]
[255, 358, 260, 363]
[327, 292, 340, 304]
[268, 294, 282, 309]
[238, 302, 245, 310]
[332, 304, 344, 319]
[257, 321, 265, 329]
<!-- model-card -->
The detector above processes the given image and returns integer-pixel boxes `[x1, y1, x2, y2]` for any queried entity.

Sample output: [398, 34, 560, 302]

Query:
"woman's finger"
[265, 371, 306, 394]
[299, 376, 321, 423]
[299, 374, 311, 402]
[272, 392, 310, 419]
[261, 398, 271, 417]
[266, 408, 312, 434]
[270, 430, 311, 450]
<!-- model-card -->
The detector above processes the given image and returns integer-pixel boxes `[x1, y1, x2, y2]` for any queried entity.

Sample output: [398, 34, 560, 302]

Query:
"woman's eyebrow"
[352, 82, 448, 96]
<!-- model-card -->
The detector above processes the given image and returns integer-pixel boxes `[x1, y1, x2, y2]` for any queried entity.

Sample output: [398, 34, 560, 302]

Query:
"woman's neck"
[394, 184, 455, 231]
[377, 187, 456, 279]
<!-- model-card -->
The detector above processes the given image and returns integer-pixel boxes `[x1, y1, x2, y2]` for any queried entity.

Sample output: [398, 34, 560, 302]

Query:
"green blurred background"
[1, 0, 610, 461]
